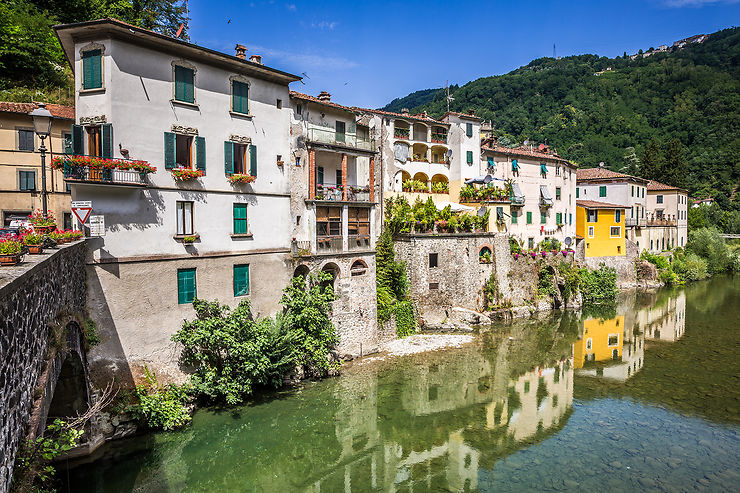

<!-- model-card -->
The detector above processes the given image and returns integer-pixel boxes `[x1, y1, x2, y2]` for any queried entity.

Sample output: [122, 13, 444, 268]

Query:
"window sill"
[173, 233, 200, 242]
[230, 233, 253, 239]
[229, 111, 253, 119]
[79, 87, 105, 95]
[171, 99, 199, 109]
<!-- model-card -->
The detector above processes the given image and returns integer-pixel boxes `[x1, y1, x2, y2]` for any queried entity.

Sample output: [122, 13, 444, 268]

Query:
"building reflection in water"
[574, 315, 645, 381]
[637, 291, 686, 342]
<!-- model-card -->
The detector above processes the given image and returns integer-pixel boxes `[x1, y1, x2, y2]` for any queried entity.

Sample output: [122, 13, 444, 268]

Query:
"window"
[657, 195, 663, 204]
[19, 170, 35, 191]
[176, 201, 194, 235]
[350, 260, 367, 276]
[176, 134, 193, 168]
[556, 212, 562, 224]
[569, 213, 573, 225]
[608, 334, 619, 347]
[429, 253, 438, 268]
[348, 207, 370, 236]
[82, 49, 102, 90]
[466, 123, 473, 137]
[63, 213, 72, 230]
[615, 210, 621, 223]
[631, 185, 634, 197]
[617, 245, 621, 254]
[317, 166, 324, 185]
[555, 187, 561, 200]
[336, 169, 343, 186]
[610, 226, 621, 237]
[429, 282, 439, 290]
[576, 188, 579, 198]
[233, 264, 250, 296]
[232, 80, 249, 114]
[588, 226, 594, 238]
[599, 186, 606, 197]
[174, 65, 195, 103]
[335, 121, 346, 143]
[177, 268, 196, 304]
[18, 129, 34, 151]
[466, 151, 473, 165]
[526, 211, 532, 224]
[276, 98, 282, 109]
[587, 210, 597, 222]
[63, 132, 72, 154]
[87, 126, 101, 156]
[296, 104, 302, 115]
[511, 211, 517, 224]
[540, 211, 546, 224]
[233, 203, 248, 234]
[524, 381, 530, 393]
[528, 237, 534, 249]
[316, 206, 341, 237]
[586, 338, 592, 350]
[556, 165, 561, 176]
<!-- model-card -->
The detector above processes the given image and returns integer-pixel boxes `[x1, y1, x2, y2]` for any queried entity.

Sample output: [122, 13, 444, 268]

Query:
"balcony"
[315, 185, 371, 202]
[647, 217, 677, 226]
[510, 196, 525, 206]
[316, 236, 343, 254]
[54, 155, 154, 187]
[291, 240, 312, 257]
[625, 218, 646, 227]
[394, 127, 410, 140]
[431, 132, 448, 144]
[307, 126, 374, 151]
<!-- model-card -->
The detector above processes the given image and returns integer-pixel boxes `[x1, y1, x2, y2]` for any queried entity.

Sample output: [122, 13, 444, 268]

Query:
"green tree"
[662, 138, 688, 189]
[640, 138, 663, 182]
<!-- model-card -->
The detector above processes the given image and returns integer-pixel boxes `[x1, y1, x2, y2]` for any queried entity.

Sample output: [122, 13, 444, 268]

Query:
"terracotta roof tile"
[353, 107, 447, 125]
[0, 101, 74, 120]
[577, 200, 629, 209]
[647, 180, 687, 193]
[576, 167, 648, 183]
[481, 144, 574, 166]
[290, 91, 357, 113]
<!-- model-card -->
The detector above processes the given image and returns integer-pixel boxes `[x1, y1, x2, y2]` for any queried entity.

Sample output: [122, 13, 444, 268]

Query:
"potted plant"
[183, 235, 197, 244]
[228, 174, 256, 185]
[23, 232, 44, 254]
[70, 230, 84, 241]
[0, 236, 23, 266]
[171, 168, 204, 181]
[28, 210, 56, 234]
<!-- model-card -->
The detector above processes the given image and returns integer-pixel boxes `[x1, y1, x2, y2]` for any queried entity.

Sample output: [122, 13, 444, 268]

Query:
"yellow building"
[0, 102, 75, 227]
[573, 315, 624, 368]
[576, 200, 628, 257]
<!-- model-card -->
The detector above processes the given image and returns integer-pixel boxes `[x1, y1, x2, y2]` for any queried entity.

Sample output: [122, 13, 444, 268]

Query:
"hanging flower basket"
[228, 174, 256, 185]
[171, 168, 204, 180]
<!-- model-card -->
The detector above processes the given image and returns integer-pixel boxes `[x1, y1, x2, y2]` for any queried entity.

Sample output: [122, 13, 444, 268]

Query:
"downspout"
[379, 117, 384, 228]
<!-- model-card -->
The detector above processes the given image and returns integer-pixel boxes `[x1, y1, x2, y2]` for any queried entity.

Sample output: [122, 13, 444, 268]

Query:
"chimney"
[401, 107, 409, 115]
[235, 44, 247, 59]
[467, 109, 475, 116]
[249, 54, 262, 64]
[317, 91, 331, 102]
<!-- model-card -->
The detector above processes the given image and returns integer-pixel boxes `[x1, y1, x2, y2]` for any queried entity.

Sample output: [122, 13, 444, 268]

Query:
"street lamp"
[29, 102, 53, 218]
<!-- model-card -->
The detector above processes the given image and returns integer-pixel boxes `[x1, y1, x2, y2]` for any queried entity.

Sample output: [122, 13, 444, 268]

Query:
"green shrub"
[484, 271, 498, 309]
[393, 300, 416, 338]
[537, 266, 556, 298]
[130, 367, 191, 431]
[687, 227, 738, 274]
[509, 237, 522, 255]
[558, 262, 581, 301]
[658, 267, 680, 286]
[84, 319, 100, 347]
[672, 252, 708, 281]
[580, 264, 618, 304]
[640, 250, 670, 270]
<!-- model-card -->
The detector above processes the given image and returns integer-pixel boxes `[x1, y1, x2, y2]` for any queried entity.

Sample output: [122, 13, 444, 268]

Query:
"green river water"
[61, 277, 740, 492]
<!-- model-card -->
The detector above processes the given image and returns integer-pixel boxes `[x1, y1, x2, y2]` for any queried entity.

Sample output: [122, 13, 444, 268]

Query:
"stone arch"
[478, 245, 492, 263]
[321, 262, 341, 291]
[350, 259, 368, 277]
[395, 170, 411, 192]
[293, 264, 310, 279]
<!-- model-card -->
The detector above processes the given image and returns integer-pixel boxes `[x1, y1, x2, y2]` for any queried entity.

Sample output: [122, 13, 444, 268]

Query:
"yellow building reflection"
[575, 315, 645, 381]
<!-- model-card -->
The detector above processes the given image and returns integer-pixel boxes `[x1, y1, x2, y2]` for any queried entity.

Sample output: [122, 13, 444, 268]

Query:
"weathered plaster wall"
[578, 238, 639, 288]
[0, 241, 87, 493]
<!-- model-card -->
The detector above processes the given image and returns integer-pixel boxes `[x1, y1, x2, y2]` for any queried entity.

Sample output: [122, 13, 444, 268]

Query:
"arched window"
[321, 262, 340, 291]
[479, 246, 492, 264]
[293, 264, 309, 279]
[350, 259, 368, 276]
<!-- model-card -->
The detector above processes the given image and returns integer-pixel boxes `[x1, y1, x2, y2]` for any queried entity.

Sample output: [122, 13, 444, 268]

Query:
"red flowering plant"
[28, 210, 56, 228]
[171, 168, 204, 180]
[51, 155, 157, 174]
[0, 235, 23, 255]
[228, 174, 256, 185]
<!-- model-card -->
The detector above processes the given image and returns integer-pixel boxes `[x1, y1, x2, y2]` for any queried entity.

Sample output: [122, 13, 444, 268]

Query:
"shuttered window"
[233, 203, 248, 234]
[541, 211, 546, 224]
[511, 211, 517, 224]
[71, 125, 84, 155]
[576, 188, 580, 198]
[18, 130, 34, 151]
[317, 206, 341, 237]
[19, 171, 35, 191]
[466, 151, 473, 165]
[615, 210, 621, 223]
[511, 159, 519, 173]
[249, 145, 257, 177]
[317, 166, 324, 185]
[526, 212, 532, 224]
[232, 81, 249, 114]
[82, 50, 102, 90]
[196, 136, 206, 174]
[540, 164, 547, 177]
[466, 123, 473, 137]
[599, 186, 607, 197]
[556, 212, 562, 224]
[177, 268, 196, 304]
[348, 207, 370, 236]
[101, 123, 112, 158]
[233, 264, 250, 296]
[555, 187, 561, 200]
[174, 65, 195, 103]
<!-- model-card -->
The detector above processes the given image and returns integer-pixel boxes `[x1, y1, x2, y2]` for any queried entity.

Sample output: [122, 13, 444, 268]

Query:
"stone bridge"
[0, 241, 90, 493]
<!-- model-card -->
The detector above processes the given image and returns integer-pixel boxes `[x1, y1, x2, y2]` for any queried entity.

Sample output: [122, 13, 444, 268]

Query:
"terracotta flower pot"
[0, 253, 22, 266]
[27, 245, 44, 254]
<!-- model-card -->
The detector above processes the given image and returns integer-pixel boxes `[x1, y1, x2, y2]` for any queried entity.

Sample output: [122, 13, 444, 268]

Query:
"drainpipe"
[379, 118, 384, 228]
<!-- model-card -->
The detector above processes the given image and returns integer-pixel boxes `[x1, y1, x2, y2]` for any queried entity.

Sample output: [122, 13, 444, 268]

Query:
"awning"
[540, 185, 553, 205]
[465, 174, 506, 185]
[543, 226, 558, 234]
[511, 183, 524, 201]
[435, 201, 475, 213]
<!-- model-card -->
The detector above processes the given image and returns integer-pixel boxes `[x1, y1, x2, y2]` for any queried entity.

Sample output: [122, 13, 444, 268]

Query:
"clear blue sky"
[188, 0, 740, 109]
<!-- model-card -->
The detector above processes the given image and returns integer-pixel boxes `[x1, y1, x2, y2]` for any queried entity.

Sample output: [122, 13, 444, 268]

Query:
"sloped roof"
[354, 107, 447, 125]
[481, 144, 574, 166]
[576, 200, 629, 209]
[576, 167, 648, 184]
[647, 180, 688, 193]
[290, 91, 356, 113]
[0, 102, 74, 120]
[441, 111, 483, 122]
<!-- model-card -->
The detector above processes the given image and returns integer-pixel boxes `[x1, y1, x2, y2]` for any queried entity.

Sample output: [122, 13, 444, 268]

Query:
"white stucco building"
[646, 180, 689, 250]
[55, 19, 303, 382]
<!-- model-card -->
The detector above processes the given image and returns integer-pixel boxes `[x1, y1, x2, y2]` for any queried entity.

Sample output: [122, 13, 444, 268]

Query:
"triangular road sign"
[72, 206, 92, 224]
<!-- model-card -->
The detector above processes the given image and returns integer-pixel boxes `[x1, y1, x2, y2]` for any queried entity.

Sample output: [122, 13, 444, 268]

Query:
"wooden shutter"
[177, 268, 196, 304]
[72, 125, 84, 155]
[232, 81, 248, 114]
[184, 68, 194, 103]
[101, 123, 112, 158]
[224, 141, 234, 175]
[82, 50, 102, 90]
[164, 132, 175, 169]
[233, 264, 250, 296]
[233, 204, 247, 234]
[249, 144, 257, 177]
[196, 136, 206, 174]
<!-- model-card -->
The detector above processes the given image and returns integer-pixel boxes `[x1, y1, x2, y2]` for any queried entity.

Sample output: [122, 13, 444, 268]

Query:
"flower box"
[0, 253, 21, 266]
[52, 155, 157, 174]
[171, 168, 204, 180]
[228, 174, 256, 185]
[27, 245, 44, 255]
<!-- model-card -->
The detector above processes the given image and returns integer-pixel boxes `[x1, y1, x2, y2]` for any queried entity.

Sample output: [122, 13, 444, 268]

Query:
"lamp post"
[29, 103, 53, 218]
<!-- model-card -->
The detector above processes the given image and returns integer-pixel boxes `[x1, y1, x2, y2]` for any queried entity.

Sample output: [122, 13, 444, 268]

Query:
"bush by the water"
[130, 367, 191, 431]
[171, 272, 338, 405]
[686, 227, 739, 274]
[580, 264, 618, 304]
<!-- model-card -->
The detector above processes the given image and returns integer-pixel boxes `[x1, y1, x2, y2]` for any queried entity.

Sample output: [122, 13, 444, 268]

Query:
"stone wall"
[578, 238, 639, 288]
[0, 241, 87, 493]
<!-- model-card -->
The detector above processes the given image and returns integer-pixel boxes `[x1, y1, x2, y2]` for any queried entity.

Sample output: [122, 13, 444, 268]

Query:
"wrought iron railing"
[431, 133, 448, 144]
[62, 165, 148, 185]
[307, 126, 374, 151]
[315, 186, 371, 202]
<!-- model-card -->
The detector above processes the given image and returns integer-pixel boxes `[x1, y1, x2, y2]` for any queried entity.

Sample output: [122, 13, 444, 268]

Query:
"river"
[61, 277, 740, 492]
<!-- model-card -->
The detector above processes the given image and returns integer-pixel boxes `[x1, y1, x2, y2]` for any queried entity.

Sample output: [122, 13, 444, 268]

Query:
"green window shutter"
[466, 151, 473, 164]
[317, 166, 324, 185]
[175, 66, 194, 103]
[164, 132, 175, 169]
[526, 212, 532, 224]
[511, 211, 517, 224]
[569, 213, 573, 225]
[233, 203, 248, 234]
[82, 50, 102, 90]
[541, 211, 546, 224]
[599, 186, 606, 197]
[233, 264, 250, 296]
[177, 268, 196, 304]
[576, 188, 580, 198]
[195, 136, 206, 174]
[466, 123, 472, 137]
[511, 159, 517, 171]
[249, 144, 257, 177]
[72, 124, 84, 155]
[556, 213, 562, 224]
[540, 163, 547, 175]
[232, 81, 248, 114]
[224, 141, 234, 175]
[101, 123, 112, 158]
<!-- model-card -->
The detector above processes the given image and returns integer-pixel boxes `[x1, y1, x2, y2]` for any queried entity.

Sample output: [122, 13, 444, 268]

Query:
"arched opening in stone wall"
[479, 246, 492, 264]
[46, 350, 90, 437]
[321, 262, 340, 292]
[350, 259, 368, 277]
[293, 264, 310, 280]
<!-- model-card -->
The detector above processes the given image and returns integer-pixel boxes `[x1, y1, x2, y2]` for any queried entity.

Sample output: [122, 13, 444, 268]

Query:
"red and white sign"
[71, 201, 92, 224]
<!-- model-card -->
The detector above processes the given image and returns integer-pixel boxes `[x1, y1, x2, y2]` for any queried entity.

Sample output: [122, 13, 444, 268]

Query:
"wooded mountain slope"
[383, 27, 740, 198]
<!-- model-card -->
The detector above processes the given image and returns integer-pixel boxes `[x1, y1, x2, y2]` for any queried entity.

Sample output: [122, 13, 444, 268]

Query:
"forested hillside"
[383, 28, 740, 199]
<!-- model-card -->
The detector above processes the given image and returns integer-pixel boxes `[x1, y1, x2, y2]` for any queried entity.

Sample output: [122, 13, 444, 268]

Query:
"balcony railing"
[510, 196, 525, 206]
[315, 185, 371, 202]
[431, 133, 448, 144]
[625, 218, 646, 227]
[307, 126, 374, 151]
[394, 128, 410, 139]
[62, 165, 148, 186]
[316, 236, 343, 253]
[647, 218, 677, 226]
[291, 240, 312, 256]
